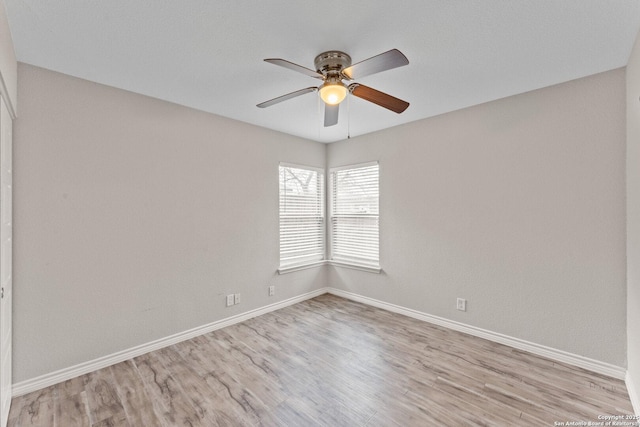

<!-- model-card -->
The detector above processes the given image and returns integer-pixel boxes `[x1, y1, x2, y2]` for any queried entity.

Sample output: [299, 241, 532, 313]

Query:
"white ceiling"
[5, 1, 640, 143]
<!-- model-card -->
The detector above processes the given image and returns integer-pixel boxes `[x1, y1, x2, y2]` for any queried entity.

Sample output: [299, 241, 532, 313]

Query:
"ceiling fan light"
[319, 83, 348, 105]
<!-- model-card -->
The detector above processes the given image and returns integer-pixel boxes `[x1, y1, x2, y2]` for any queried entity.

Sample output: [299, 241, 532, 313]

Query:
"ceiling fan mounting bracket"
[314, 51, 352, 77]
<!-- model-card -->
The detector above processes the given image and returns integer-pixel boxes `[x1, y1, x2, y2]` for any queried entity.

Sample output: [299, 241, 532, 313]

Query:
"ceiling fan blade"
[324, 104, 339, 127]
[342, 49, 409, 80]
[257, 87, 317, 108]
[350, 83, 409, 114]
[264, 58, 324, 79]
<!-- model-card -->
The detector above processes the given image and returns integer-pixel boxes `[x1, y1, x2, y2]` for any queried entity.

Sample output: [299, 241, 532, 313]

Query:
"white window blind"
[330, 162, 379, 267]
[279, 164, 325, 268]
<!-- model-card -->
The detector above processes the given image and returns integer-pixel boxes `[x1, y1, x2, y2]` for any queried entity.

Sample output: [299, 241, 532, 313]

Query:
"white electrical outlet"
[226, 294, 235, 307]
[234, 293, 241, 305]
[457, 298, 467, 312]
[269, 285, 275, 296]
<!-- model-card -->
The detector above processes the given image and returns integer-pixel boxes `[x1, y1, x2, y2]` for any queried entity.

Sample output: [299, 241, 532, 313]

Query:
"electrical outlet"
[269, 285, 275, 296]
[456, 298, 467, 312]
[226, 294, 235, 307]
[234, 293, 241, 305]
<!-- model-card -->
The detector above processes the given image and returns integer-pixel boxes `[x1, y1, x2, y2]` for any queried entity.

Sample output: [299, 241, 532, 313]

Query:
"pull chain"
[347, 93, 351, 139]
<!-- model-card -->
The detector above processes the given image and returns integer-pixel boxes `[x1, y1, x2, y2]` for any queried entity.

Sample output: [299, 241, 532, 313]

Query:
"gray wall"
[627, 26, 640, 410]
[14, 62, 629, 384]
[327, 69, 627, 366]
[0, 0, 16, 110]
[13, 64, 327, 383]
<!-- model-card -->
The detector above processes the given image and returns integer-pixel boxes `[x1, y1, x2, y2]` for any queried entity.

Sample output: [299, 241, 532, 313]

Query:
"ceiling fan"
[257, 49, 410, 127]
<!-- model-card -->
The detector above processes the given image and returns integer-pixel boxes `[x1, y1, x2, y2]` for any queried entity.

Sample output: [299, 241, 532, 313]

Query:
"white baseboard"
[12, 287, 329, 397]
[628, 371, 640, 415]
[327, 288, 627, 380]
[13, 286, 629, 398]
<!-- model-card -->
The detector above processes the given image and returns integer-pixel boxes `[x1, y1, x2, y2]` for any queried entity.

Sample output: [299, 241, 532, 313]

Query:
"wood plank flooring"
[8, 294, 635, 426]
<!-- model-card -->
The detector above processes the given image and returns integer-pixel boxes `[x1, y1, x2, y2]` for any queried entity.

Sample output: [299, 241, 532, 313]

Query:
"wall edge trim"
[327, 288, 627, 380]
[12, 287, 329, 397]
[13, 286, 628, 397]
[627, 371, 640, 415]
[0, 71, 16, 118]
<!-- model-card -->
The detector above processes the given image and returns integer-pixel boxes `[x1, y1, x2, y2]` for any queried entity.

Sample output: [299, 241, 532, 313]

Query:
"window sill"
[278, 260, 382, 275]
[277, 261, 326, 275]
[327, 260, 382, 274]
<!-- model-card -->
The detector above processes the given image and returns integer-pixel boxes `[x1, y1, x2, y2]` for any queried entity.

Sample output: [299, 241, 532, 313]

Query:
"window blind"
[330, 163, 379, 267]
[279, 165, 325, 267]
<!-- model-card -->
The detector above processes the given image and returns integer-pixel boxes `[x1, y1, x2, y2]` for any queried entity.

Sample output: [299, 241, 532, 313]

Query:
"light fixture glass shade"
[319, 83, 348, 105]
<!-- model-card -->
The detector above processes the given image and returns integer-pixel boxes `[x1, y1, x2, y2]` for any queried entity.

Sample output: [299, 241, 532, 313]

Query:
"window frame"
[328, 161, 381, 273]
[278, 162, 326, 273]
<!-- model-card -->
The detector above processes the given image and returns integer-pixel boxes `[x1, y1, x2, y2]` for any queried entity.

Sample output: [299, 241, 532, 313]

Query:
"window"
[330, 162, 379, 268]
[279, 164, 325, 269]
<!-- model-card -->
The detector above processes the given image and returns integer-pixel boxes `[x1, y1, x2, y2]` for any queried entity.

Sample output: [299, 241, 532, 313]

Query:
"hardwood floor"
[8, 294, 635, 426]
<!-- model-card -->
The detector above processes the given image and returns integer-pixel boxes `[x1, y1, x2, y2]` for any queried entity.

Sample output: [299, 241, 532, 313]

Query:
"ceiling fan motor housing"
[314, 51, 352, 79]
